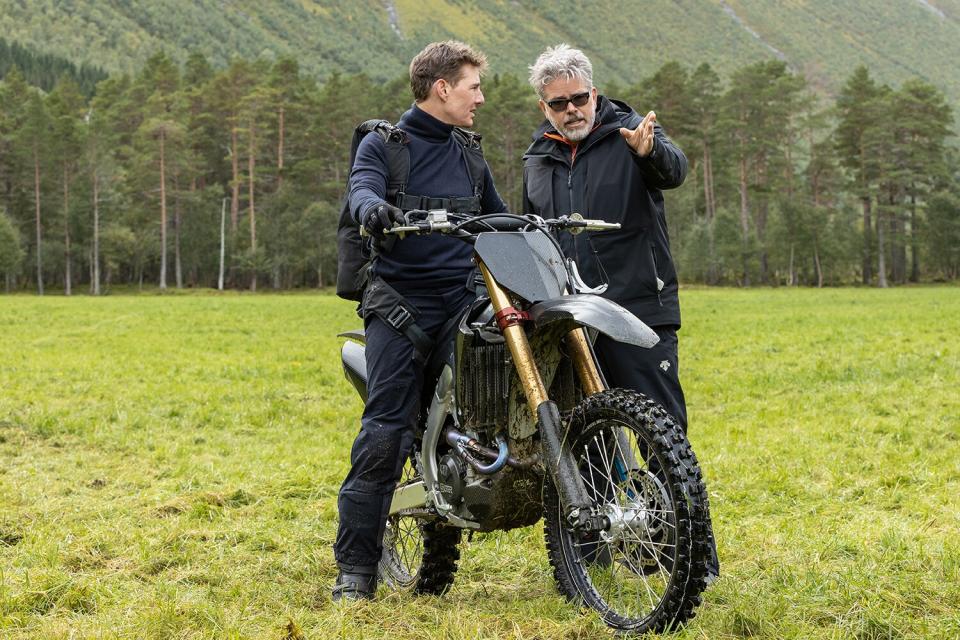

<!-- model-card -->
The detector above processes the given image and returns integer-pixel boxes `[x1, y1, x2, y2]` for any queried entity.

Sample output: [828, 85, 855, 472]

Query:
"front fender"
[528, 295, 659, 348]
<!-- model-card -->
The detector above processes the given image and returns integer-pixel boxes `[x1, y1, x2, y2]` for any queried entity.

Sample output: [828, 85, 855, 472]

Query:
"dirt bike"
[339, 210, 712, 634]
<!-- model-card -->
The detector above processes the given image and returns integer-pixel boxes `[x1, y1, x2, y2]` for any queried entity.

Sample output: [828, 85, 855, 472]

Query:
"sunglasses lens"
[546, 92, 590, 112]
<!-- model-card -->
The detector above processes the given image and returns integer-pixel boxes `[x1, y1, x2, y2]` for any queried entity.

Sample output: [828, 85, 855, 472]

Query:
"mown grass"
[0, 287, 958, 639]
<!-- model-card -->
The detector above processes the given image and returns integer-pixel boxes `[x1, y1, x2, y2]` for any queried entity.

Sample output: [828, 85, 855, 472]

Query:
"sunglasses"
[544, 91, 591, 112]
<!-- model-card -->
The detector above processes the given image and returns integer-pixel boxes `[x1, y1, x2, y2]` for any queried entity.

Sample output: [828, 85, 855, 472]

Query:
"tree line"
[0, 52, 957, 294]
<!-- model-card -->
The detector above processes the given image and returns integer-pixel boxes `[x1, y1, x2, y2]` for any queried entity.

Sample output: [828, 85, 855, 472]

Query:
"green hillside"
[1, 0, 959, 108]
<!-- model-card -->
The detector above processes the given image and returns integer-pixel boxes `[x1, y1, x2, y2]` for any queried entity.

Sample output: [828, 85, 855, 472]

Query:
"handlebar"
[360, 210, 620, 238]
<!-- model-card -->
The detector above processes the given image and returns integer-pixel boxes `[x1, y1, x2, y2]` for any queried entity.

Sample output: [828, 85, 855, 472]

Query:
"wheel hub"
[600, 502, 651, 543]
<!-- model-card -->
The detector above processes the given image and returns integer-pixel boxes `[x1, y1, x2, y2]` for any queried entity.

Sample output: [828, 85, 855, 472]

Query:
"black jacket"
[522, 96, 687, 327]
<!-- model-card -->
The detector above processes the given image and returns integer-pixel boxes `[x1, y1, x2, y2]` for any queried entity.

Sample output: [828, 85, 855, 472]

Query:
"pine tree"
[86, 78, 123, 295]
[722, 61, 805, 285]
[134, 52, 184, 290]
[835, 66, 887, 285]
[181, 52, 221, 288]
[238, 77, 272, 291]
[261, 57, 316, 287]
[800, 132, 846, 286]
[47, 75, 88, 295]
[265, 57, 306, 191]
[209, 58, 258, 235]
[206, 59, 258, 288]
[892, 79, 953, 282]
[689, 64, 722, 222]
[17, 91, 51, 294]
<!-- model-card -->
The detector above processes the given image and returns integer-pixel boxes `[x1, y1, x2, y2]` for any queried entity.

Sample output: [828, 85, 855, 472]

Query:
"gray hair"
[528, 44, 593, 98]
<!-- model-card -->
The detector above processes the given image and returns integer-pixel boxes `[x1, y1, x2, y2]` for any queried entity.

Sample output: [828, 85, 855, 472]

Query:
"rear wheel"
[543, 389, 711, 633]
[379, 452, 461, 594]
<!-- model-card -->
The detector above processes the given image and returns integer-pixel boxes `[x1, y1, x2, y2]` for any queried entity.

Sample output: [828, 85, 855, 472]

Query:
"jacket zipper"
[568, 165, 581, 281]
[651, 243, 663, 306]
[567, 164, 575, 247]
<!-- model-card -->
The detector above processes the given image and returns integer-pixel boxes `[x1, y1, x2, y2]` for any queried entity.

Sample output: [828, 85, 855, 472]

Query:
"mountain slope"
[1, 0, 958, 108]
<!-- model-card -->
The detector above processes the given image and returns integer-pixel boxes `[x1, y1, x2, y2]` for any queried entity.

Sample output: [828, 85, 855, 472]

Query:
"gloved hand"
[361, 203, 404, 241]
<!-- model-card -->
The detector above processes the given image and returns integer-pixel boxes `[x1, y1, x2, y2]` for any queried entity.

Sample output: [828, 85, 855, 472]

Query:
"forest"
[0, 37, 107, 98]
[0, 51, 957, 294]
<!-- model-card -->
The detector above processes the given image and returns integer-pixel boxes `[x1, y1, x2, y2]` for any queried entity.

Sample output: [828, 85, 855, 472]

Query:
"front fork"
[477, 259, 607, 532]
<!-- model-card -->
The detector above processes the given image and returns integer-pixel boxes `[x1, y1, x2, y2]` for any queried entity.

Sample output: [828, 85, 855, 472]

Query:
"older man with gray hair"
[522, 43, 719, 583]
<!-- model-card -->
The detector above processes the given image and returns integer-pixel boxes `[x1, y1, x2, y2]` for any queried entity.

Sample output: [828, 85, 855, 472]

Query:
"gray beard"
[549, 112, 594, 142]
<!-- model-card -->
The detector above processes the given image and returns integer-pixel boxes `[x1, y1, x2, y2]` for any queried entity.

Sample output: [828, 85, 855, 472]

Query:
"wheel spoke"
[382, 458, 425, 586]
[581, 443, 605, 499]
[595, 430, 624, 511]
[570, 418, 681, 620]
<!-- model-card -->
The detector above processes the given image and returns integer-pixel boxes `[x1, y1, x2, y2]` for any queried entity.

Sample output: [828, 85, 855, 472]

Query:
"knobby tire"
[542, 388, 711, 634]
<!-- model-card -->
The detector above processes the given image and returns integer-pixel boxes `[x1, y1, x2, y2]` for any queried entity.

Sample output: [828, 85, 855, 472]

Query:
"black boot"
[331, 571, 377, 602]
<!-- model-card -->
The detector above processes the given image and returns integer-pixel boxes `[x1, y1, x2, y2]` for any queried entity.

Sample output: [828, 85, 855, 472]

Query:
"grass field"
[1, 287, 958, 639]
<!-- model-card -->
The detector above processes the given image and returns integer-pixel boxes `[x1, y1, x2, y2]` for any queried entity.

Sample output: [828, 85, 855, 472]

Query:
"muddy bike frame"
[371, 211, 659, 532]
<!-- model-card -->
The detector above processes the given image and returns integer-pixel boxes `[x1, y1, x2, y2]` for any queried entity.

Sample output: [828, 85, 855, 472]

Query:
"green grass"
[0, 287, 958, 639]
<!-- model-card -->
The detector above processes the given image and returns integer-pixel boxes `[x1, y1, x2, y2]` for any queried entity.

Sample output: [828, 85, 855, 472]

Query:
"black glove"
[361, 203, 404, 241]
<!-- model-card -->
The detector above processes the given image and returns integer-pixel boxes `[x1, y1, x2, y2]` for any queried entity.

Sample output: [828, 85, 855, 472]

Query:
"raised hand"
[619, 110, 656, 157]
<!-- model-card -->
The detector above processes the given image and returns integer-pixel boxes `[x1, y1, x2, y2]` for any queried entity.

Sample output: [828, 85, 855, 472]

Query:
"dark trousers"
[334, 281, 474, 573]
[594, 326, 687, 431]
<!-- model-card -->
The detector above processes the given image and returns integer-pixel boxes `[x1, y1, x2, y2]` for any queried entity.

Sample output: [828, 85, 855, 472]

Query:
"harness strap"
[395, 193, 482, 214]
[362, 277, 434, 363]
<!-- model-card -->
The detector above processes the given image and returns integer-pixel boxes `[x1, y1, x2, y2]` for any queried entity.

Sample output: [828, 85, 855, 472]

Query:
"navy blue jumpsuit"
[334, 105, 506, 574]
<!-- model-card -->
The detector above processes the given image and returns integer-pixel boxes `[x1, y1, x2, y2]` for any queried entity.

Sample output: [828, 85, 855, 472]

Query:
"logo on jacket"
[659, 360, 670, 372]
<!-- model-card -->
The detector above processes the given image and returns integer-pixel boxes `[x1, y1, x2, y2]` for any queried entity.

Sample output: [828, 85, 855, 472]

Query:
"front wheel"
[543, 389, 712, 634]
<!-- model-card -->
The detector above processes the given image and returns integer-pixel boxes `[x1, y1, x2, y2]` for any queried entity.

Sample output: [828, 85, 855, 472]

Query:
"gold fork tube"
[565, 328, 605, 396]
[477, 259, 547, 414]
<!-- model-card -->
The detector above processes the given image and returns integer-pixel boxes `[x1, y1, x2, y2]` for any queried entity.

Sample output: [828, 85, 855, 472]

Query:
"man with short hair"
[333, 40, 506, 601]
[522, 43, 719, 581]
